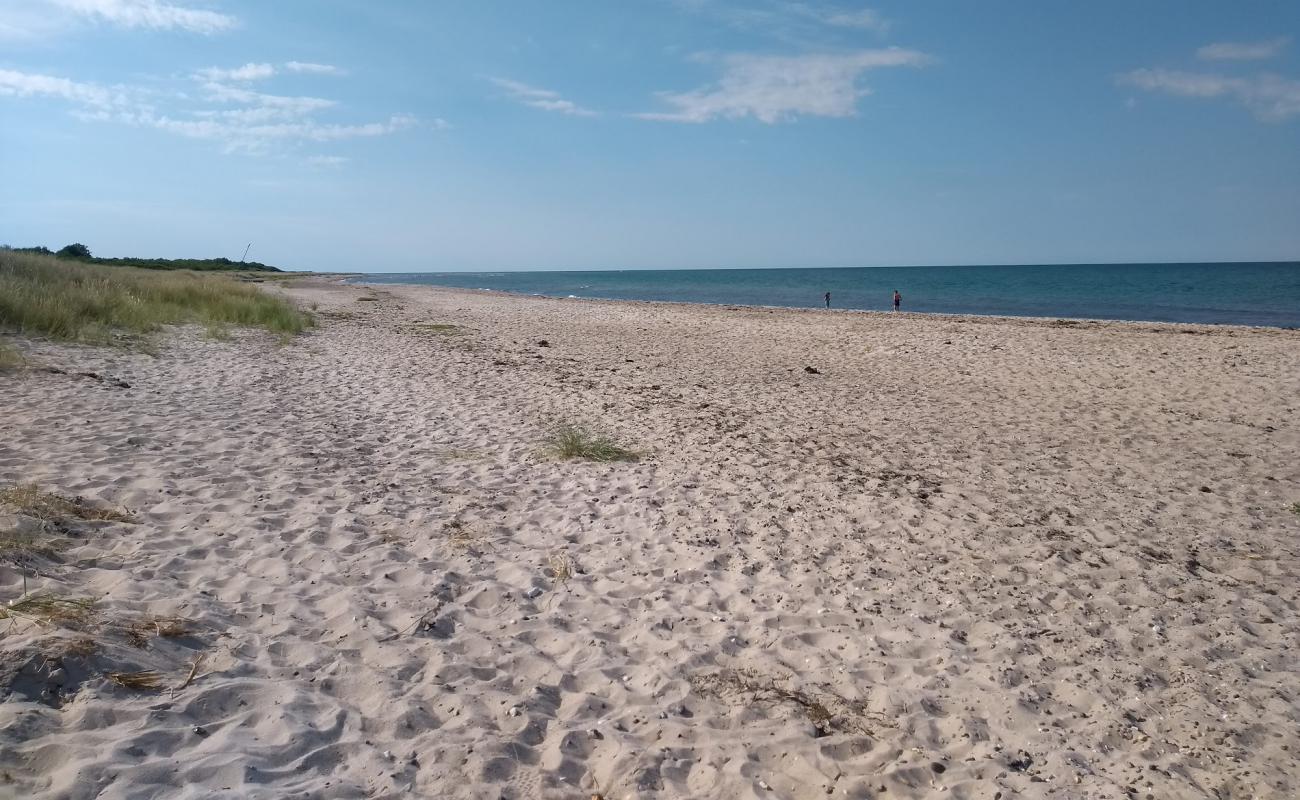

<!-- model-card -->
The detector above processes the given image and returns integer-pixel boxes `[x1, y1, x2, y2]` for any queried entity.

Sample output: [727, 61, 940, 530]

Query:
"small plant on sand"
[546, 552, 574, 583]
[123, 615, 190, 648]
[443, 519, 481, 550]
[0, 484, 134, 524]
[689, 668, 891, 737]
[0, 594, 97, 629]
[0, 341, 24, 371]
[1290, 502, 1300, 516]
[542, 422, 639, 462]
[107, 670, 164, 691]
[0, 529, 60, 563]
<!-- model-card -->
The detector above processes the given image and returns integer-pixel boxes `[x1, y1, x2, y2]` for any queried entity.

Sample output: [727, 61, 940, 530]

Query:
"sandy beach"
[2, 279, 1298, 800]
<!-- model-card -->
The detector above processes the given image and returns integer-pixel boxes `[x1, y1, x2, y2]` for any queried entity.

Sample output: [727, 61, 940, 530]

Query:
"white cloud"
[201, 81, 337, 116]
[285, 61, 344, 76]
[48, 0, 237, 34]
[143, 113, 416, 151]
[1118, 68, 1300, 122]
[196, 62, 344, 83]
[1197, 37, 1290, 61]
[0, 67, 125, 107]
[638, 47, 929, 123]
[489, 77, 598, 116]
[0, 65, 422, 153]
[196, 62, 275, 82]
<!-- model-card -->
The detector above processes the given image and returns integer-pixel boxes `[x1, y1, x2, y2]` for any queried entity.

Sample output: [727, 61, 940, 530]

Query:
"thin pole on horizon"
[240, 243, 252, 263]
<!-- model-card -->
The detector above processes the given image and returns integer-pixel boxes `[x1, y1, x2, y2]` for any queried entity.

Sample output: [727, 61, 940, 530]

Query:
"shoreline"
[345, 277, 1300, 334]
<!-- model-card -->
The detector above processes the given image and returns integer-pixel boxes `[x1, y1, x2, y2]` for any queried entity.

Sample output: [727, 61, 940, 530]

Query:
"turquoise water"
[356, 262, 1300, 328]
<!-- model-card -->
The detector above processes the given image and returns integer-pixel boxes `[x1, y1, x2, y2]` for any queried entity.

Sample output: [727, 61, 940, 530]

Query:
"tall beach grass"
[0, 249, 312, 345]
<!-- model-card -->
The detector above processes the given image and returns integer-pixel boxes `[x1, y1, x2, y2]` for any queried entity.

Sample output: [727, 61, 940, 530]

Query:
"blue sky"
[2, 0, 1298, 272]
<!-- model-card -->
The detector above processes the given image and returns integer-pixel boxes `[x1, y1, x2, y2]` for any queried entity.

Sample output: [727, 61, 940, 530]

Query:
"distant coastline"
[351, 261, 1300, 328]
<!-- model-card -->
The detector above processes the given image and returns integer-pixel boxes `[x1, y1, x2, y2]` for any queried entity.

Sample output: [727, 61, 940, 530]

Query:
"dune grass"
[0, 249, 312, 345]
[107, 670, 164, 691]
[0, 483, 134, 524]
[541, 422, 640, 462]
[0, 593, 97, 628]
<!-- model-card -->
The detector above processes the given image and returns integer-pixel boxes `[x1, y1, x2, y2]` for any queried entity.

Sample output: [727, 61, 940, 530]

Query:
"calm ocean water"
[356, 262, 1300, 328]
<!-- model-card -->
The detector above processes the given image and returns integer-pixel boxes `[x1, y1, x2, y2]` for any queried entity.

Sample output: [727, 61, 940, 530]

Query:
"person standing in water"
[824, 292, 831, 309]
[892, 289, 902, 312]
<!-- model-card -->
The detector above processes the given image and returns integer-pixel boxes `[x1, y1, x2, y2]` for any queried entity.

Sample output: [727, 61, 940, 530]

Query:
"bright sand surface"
[2, 279, 1298, 800]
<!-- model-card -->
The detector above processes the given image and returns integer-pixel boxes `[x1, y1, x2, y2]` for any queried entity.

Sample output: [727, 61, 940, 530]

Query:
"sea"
[354, 262, 1300, 328]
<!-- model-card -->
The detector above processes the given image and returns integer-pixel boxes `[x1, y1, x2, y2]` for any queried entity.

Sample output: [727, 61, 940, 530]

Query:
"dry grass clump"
[542, 422, 639, 462]
[0, 594, 96, 628]
[123, 615, 190, 648]
[0, 483, 134, 524]
[690, 669, 890, 737]
[1290, 502, 1300, 516]
[107, 670, 164, 691]
[546, 552, 574, 583]
[0, 529, 60, 563]
[0, 249, 313, 345]
[443, 520, 482, 550]
[62, 637, 99, 657]
[0, 340, 24, 370]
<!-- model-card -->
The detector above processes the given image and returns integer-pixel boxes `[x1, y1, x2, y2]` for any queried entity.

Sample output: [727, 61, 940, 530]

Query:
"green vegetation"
[7, 243, 282, 272]
[0, 249, 312, 345]
[1290, 502, 1300, 516]
[542, 422, 640, 462]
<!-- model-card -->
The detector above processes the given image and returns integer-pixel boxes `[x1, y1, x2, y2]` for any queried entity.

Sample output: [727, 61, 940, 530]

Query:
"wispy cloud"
[0, 68, 134, 109]
[0, 63, 422, 152]
[285, 61, 344, 76]
[48, 0, 237, 34]
[196, 61, 345, 82]
[140, 113, 417, 149]
[197, 62, 276, 82]
[1197, 37, 1290, 61]
[198, 82, 337, 119]
[638, 47, 929, 123]
[674, 1, 888, 41]
[1118, 67, 1300, 122]
[489, 77, 598, 116]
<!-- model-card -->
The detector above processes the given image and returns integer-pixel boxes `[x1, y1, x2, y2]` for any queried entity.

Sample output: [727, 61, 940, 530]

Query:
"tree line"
[3, 243, 283, 273]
